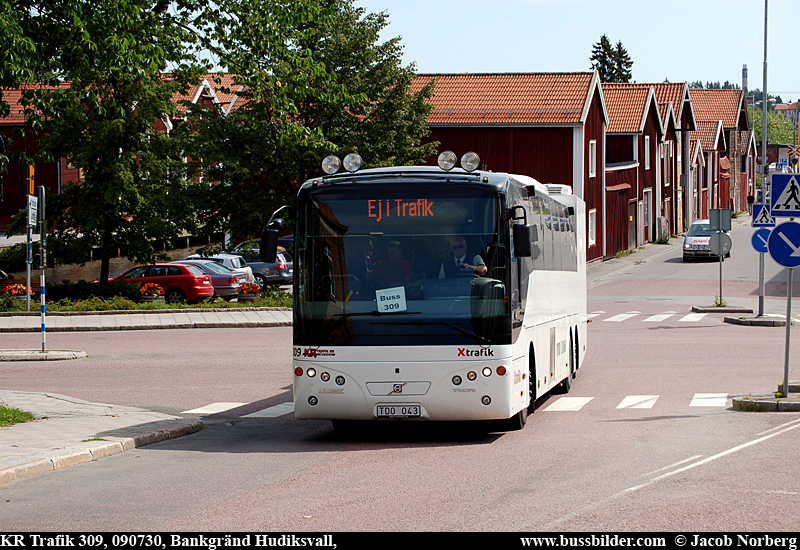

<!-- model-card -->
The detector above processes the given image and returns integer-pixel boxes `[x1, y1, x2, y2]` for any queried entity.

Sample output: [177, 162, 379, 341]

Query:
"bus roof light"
[343, 153, 362, 173]
[437, 151, 457, 171]
[322, 155, 341, 175]
[461, 152, 480, 172]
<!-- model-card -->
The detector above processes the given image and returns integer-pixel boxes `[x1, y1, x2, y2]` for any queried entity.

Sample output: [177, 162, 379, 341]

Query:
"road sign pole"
[783, 269, 792, 398]
[759, 253, 765, 316]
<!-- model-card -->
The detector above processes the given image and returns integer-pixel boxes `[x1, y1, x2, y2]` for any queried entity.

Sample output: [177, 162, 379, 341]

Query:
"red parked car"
[112, 264, 214, 304]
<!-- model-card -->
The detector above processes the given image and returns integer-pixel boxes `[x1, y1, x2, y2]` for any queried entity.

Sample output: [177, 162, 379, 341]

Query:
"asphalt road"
[2, 220, 800, 531]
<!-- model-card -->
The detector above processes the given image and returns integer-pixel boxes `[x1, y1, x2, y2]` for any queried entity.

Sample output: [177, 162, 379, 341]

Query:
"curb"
[0, 350, 88, 361]
[0, 419, 204, 486]
[731, 383, 800, 413]
[0, 307, 291, 318]
[691, 306, 754, 314]
[0, 319, 292, 333]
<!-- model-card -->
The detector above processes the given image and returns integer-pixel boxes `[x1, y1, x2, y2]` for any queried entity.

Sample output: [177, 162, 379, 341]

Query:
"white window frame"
[588, 209, 597, 247]
[644, 135, 651, 170]
[588, 140, 597, 178]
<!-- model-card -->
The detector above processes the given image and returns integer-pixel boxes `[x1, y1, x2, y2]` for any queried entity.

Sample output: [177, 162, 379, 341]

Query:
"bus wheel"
[506, 407, 528, 431]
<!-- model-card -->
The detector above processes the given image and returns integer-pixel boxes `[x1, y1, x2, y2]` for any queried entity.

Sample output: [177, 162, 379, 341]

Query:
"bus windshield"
[294, 183, 511, 346]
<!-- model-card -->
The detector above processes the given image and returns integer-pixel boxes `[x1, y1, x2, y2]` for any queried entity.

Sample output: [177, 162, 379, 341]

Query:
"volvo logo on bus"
[391, 383, 406, 394]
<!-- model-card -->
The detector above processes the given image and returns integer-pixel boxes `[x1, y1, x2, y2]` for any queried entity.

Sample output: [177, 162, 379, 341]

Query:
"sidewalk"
[0, 390, 204, 486]
[0, 307, 292, 333]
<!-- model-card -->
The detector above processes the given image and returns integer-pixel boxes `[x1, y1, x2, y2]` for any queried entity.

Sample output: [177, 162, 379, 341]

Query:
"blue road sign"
[771, 174, 800, 217]
[752, 227, 771, 253]
[768, 221, 800, 269]
[752, 204, 775, 227]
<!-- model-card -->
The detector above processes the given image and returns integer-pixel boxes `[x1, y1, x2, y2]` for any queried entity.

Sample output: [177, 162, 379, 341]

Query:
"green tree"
[589, 34, 615, 82]
[749, 105, 796, 145]
[590, 35, 633, 83]
[15, 1, 205, 283]
[183, 0, 436, 243]
[612, 41, 633, 83]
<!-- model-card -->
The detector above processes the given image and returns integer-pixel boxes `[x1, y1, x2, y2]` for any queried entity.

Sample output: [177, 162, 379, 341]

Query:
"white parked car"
[185, 253, 255, 283]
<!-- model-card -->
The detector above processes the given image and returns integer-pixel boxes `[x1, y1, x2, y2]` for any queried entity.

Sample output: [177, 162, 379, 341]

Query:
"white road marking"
[689, 393, 728, 407]
[643, 312, 676, 322]
[243, 402, 295, 418]
[587, 311, 605, 319]
[603, 312, 640, 322]
[616, 395, 659, 409]
[544, 397, 594, 411]
[679, 313, 707, 322]
[181, 402, 248, 415]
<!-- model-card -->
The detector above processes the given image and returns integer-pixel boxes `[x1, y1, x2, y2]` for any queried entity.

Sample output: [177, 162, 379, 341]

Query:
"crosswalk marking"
[643, 312, 676, 322]
[181, 402, 248, 415]
[587, 311, 605, 319]
[544, 397, 594, 411]
[243, 402, 295, 418]
[679, 313, 707, 322]
[603, 312, 640, 322]
[616, 395, 659, 409]
[690, 393, 728, 407]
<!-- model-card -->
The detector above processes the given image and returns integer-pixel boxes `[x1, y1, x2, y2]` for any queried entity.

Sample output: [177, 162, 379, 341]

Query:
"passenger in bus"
[439, 236, 487, 278]
[373, 241, 413, 288]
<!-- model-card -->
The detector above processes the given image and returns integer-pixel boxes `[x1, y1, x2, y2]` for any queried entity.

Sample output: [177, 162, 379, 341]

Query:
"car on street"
[171, 259, 247, 300]
[233, 240, 293, 289]
[184, 253, 255, 284]
[111, 264, 214, 303]
[683, 219, 730, 262]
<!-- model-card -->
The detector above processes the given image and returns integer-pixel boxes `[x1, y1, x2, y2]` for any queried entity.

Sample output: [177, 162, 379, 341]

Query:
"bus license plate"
[376, 405, 421, 418]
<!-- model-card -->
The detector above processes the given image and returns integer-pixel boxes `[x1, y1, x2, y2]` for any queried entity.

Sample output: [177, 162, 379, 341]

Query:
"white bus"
[266, 152, 587, 430]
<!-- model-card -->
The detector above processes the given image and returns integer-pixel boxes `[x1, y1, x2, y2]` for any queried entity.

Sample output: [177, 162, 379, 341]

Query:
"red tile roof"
[602, 82, 659, 134]
[411, 73, 604, 125]
[689, 88, 744, 128]
[694, 120, 724, 151]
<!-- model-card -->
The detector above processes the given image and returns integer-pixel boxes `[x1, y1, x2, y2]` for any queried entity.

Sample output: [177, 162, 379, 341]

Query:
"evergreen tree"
[612, 41, 633, 83]
[589, 34, 615, 82]
[590, 35, 633, 83]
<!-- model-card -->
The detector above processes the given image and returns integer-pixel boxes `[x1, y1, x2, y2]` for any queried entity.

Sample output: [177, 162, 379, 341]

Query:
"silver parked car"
[172, 259, 247, 300]
[233, 240, 293, 289]
[683, 219, 730, 261]
[185, 253, 255, 284]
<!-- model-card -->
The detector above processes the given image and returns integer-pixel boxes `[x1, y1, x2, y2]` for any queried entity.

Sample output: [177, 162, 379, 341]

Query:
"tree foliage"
[182, 0, 436, 244]
[590, 35, 633, 83]
[13, 1, 206, 282]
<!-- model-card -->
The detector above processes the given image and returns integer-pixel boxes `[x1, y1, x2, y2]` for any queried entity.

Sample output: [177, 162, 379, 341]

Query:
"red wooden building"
[411, 72, 609, 263]
[602, 83, 664, 257]
[688, 88, 750, 214]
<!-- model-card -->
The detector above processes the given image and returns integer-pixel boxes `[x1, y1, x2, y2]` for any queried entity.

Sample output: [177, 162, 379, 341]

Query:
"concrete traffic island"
[732, 382, 800, 412]
[0, 349, 87, 361]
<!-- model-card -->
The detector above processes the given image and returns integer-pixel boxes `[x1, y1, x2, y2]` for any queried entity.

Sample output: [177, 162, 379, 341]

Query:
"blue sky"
[355, 0, 798, 101]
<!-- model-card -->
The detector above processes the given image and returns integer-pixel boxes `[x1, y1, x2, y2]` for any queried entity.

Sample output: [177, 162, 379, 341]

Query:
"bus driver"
[439, 236, 487, 278]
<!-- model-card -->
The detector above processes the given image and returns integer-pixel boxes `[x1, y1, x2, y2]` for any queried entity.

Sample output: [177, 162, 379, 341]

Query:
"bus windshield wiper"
[311, 310, 421, 346]
[376, 319, 490, 345]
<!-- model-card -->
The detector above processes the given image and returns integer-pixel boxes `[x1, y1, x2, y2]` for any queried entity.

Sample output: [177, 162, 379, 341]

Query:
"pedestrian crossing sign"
[771, 174, 800, 217]
[752, 204, 775, 227]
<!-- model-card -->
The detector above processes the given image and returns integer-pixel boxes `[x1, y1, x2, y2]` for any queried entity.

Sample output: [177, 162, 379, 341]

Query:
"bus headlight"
[482, 367, 492, 377]
[461, 152, 480, 172]
[437, 151, 457, 171]
[307, 368, 316, 378]
[322, 155, 340, 175]
[343, 153, 362, 173]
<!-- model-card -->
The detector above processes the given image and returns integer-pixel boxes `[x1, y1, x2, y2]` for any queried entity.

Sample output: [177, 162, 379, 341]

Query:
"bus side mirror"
[260, 217, 286, 263]
[513, 224, 533, 258]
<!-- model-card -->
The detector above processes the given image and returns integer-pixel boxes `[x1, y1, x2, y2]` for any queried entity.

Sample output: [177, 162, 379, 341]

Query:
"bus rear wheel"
[505, 407, 528, 431]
